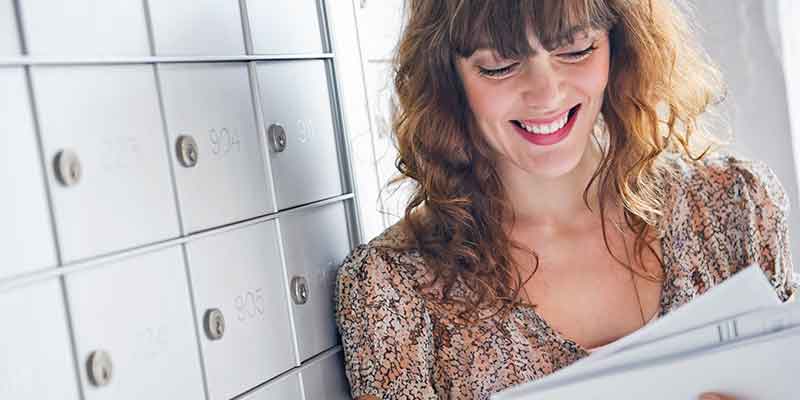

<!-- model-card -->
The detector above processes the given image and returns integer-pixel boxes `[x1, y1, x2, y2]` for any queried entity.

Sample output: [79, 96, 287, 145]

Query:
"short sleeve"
[725, 158, 798, 302]
[334, 245, 437, 399]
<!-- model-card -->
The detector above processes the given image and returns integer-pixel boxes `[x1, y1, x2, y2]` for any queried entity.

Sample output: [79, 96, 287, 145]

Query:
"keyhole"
[70, 162, 80, 181]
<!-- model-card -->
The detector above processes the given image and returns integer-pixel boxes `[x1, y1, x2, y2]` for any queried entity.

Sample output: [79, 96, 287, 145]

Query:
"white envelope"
[495, 324, 800, 399]
[494, 265, 785, 400]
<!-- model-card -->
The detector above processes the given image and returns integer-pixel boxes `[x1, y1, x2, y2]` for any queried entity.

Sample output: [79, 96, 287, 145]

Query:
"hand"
[699, 393, 737, 400]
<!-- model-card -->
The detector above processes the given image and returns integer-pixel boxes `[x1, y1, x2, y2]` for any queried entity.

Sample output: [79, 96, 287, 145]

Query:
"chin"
[519, 127, 596, 179]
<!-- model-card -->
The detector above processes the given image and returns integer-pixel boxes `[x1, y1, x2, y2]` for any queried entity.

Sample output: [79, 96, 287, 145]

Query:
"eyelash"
[477, 43, 599, 78]
[560, 43, 599, 61]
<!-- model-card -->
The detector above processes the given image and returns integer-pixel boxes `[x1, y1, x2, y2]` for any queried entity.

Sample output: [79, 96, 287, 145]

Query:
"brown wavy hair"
[390, 0, 724, 320]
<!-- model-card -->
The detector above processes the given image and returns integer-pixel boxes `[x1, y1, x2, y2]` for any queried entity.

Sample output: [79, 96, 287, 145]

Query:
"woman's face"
[456, 29, 610, 179]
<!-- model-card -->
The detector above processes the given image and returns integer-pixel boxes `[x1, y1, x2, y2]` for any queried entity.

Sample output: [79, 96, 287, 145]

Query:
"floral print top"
[335, 154, 798, 399]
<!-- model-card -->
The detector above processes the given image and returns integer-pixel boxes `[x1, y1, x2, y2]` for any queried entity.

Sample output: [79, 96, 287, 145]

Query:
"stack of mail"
[493, 265, 800, 399]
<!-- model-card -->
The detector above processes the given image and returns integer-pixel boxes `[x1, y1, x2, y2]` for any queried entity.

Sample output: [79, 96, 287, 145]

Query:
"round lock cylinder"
[291, 276, 309, 305]
[86, 350, 113, 387]
[176, 135, 199, 168]
[54, 149, 82, 187]
[268, 123, 287, 153]
[204, 308, 225, 340]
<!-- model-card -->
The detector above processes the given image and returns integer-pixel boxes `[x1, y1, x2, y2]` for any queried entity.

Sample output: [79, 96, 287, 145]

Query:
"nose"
[520, 60, 565, 112]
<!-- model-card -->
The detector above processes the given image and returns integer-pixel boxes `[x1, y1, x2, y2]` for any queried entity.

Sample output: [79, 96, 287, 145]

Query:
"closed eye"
[558, 44, 598, 62]
[478, 62, 520, 78]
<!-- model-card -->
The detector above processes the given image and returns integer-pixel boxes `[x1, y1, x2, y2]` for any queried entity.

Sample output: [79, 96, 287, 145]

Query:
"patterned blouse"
[335, 154, 798, 399]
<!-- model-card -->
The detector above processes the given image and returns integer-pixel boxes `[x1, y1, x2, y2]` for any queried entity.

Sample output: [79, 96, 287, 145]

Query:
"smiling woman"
[335, 1, 798, 399]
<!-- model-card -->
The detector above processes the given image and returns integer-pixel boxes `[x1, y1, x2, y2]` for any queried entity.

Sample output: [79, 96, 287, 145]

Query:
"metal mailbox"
[280, 201, 352, 361]
[158, 62, 273, 233]
[185, 219, 296, 400]
[32, 65, 180, 262]
[148, 0, 245, 56]
[256, 60, 344, 210]
[0, 67, 58, 278]
[64, 246, 205, 400]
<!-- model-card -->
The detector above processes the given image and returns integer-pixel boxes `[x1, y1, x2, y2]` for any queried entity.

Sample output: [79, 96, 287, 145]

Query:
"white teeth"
[518, 113, 569, 135]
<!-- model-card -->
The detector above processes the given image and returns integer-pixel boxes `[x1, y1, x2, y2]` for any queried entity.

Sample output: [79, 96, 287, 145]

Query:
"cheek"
[582, 50, 611, 96]
[460, 75, 508, 122]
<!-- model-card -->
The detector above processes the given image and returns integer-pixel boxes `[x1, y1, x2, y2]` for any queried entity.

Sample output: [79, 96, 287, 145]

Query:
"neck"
[499, 145, 611, 233]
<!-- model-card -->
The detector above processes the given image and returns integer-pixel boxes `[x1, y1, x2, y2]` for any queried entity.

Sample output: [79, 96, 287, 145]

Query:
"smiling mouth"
[511, 104, 581, 134]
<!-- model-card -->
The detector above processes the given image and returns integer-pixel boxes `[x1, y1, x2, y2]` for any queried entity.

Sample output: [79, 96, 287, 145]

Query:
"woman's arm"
[335, 245, 438, 399]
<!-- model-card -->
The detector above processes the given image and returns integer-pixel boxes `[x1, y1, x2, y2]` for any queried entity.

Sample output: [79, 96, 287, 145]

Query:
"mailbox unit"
[0, 1, 359, 399]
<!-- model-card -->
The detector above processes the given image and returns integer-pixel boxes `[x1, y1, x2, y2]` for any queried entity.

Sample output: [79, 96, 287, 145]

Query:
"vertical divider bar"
[140, 0, 157, 56]
[11, 0, 27, 54]
[274, 218, 303, 366]
[21, 45, 88, 400]
[248, 60, 280, 213]
[180, 244, 212, 400]
[321, 0, 366, 246]
[238, 0, 255, 55]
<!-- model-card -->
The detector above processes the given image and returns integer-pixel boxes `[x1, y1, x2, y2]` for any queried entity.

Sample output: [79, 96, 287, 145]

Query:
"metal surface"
[65, 246, 204, 400]
[244, 0, 325, 54]
[32, 65, 180, 262]
[237, 371, 303, 400]
[147, 0, 245, 56]
[54, 149, 82, 187]
[290, 276, 309, 305]
[86, 350, 113, 387]
[256, 60, 344, 210]
[0, 68, 58, 279]
[18, 0, 150, 56]
[268, 123, 287, 153]
[281, 201, 351, 361]
[159, 62, 273, 233]
[175, 135, 199, 168]
[204, 308, 225, 341]
[301, 349, 350, 400]
[0, 279, 80, 398]
[0, 0, 19, 55]
[184, 220, 295, 400]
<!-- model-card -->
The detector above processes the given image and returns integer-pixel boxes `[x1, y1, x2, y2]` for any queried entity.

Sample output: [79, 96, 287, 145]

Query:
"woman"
[336, 1, 798, 399]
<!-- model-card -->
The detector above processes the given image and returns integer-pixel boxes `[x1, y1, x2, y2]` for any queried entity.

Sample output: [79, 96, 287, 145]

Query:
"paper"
[503, 325, 800, 399]
[493, 265, 789, 400]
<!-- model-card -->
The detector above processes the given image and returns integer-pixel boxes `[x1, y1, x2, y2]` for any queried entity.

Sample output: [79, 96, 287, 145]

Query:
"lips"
[511, 104, 581, 146]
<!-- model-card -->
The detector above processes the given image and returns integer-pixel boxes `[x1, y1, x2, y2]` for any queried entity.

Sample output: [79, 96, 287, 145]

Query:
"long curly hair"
[390, 0, 724, 320]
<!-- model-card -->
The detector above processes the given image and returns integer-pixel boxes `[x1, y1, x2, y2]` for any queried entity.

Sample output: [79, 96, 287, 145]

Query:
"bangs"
[450, 0, 618, 59]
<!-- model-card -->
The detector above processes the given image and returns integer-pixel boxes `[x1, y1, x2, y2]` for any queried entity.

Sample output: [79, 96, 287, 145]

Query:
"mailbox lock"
[86, 350, 113, 387]
[204, 308, 225, 341]
[176, 135, 199, 168]
[268, 124, 287, 153]
[291, 276, 309, 305]
[54, 149, 82, 187]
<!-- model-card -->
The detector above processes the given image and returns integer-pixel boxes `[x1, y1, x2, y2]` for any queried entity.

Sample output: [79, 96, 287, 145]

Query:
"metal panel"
[256, 60, 343, 210]
[186, 220, 296, 400]
[0, 67, 57, 278]
[245, 0, 325, 54]
[239, 372, 303, 400]
[301, 350, 350, 400]
[159, 63, 272, 233]
[0, 279, 80, 399]
[32, 65, 180, 262]
[148, 0, 245, 56]
[0, 0, 20, 56]
[65, 246, 205, 400]
[19, 0, 150, 56]
[280, 202, 351, 361]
